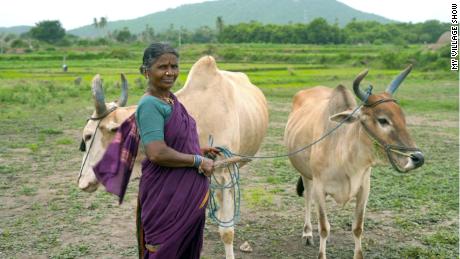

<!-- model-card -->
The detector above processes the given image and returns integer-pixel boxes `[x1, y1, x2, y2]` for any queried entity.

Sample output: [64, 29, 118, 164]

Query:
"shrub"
[10, 39, 28, 48]
[107, 48, 133, 59]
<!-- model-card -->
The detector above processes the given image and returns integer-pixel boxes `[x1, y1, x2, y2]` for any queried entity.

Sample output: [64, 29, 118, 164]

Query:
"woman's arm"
[144, 140, 194, 167]
[144, 141, 215, 176]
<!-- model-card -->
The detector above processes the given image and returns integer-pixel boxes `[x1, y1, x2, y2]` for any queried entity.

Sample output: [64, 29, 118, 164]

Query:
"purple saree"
[94, 94, 209, 259]
[139, 94, 209, 258]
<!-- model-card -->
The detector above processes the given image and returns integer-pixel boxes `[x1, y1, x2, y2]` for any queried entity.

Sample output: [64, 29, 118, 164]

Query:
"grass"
[0, 43, 458, 259]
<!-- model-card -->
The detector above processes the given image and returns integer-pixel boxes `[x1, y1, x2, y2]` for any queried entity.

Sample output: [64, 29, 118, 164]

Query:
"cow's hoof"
[353, 250, 363, 259]
[318, 252, 326, 259]
[305, 236, 314, 246]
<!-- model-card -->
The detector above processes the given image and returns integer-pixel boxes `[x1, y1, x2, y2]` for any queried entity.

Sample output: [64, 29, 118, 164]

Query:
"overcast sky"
[0, 0, 451, 30]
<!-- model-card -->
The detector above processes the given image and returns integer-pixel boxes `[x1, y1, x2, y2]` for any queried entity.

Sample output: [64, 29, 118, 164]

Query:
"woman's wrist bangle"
[193, 155, 202, 168]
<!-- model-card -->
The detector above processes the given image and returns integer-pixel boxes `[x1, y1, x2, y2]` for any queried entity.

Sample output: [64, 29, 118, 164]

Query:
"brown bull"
[78, 56, 268, 259]
[284, 66, 424, 259]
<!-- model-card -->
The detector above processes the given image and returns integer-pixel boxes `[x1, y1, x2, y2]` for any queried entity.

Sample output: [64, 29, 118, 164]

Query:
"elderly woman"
[95, 42, 219, 259]
[136, 42, 218, 258]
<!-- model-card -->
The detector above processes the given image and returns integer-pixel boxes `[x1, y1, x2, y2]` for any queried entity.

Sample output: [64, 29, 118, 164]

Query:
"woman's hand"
[200, 146, 221, 159]
[199, 157, 215, 177]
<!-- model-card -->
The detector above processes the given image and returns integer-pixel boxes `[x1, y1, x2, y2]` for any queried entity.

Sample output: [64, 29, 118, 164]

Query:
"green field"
[0, 43, 458, 258]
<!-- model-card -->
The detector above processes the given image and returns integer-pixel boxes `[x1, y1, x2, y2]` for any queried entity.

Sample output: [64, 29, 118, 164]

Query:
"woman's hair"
[139, 43, 179, 74]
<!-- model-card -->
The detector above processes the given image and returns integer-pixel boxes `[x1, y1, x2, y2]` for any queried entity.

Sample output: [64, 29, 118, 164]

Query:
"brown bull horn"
[353, 69, 369, 102]
[386, 64, 413, 95]
[117, 73, 128, 107]
[91, 74, 107, 116]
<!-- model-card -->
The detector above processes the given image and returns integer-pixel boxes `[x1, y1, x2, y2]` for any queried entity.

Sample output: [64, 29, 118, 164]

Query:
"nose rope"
[77, 106, 118, 184]
[77, 119, 102, 183]
[360, 120, 422, 173]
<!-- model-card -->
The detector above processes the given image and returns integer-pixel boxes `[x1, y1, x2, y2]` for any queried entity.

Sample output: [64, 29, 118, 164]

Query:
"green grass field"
[0, 43, 458, 258]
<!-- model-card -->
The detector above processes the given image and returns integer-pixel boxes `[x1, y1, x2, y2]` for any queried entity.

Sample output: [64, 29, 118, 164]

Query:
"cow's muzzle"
[410, 151, 424, 169]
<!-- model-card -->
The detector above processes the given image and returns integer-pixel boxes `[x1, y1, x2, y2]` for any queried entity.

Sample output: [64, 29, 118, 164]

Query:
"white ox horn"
[117, 73, 128, 107]
[91, 74, 107, 116]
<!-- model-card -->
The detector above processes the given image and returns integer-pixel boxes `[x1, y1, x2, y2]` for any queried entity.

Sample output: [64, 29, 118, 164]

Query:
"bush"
[10, 39, 28, 48]
[77, 39, 90, 46]
[380, 49, 407, 69]
[107, 48, 133, 59]
[94, 37, 110, 45]
[56, 37, 72, 47]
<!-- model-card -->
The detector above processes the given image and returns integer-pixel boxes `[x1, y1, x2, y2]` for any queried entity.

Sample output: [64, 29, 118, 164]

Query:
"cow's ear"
[103, 121, 121, 132]
[329, 110, 359, 124]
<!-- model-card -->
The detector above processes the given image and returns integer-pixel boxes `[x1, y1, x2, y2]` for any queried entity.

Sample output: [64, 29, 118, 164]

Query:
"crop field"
[0, 43, 458, 258]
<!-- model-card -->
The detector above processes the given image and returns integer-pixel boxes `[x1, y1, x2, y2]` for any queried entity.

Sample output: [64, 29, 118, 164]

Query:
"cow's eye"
[377, 118, 390, 126]
[84, 134, 92, 141]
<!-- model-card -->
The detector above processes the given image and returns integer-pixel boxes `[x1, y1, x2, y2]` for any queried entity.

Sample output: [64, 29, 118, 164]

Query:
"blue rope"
[206, 139, 241, 227]
[228, 86, 373, 160]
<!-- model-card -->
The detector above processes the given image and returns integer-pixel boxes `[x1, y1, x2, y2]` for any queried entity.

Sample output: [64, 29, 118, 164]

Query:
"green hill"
[69, 0, 393, 37]
[0, 26, 32, 35]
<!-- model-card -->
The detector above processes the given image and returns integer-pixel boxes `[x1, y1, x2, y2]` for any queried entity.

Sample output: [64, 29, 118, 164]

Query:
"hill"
[69, 0, 393, 37]
[0, 26, 32, 35]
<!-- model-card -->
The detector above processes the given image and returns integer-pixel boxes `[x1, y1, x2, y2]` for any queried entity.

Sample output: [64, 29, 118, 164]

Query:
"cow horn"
[117, 73, 128, 107]
[91, 74, 107, 115]
[386, 64, 412, 95]
[353, 69, 369, 102]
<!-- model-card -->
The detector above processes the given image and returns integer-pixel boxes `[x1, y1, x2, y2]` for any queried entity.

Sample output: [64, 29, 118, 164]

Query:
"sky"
[0, 0, 452, 30]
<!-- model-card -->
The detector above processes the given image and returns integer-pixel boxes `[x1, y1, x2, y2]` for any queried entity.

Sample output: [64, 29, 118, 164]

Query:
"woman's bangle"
[198, 156, 205, 174]
[193, 155, 202, 168]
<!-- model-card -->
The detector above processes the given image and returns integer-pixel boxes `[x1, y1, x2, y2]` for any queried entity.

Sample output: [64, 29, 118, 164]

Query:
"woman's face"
[146, 53, 179, 91]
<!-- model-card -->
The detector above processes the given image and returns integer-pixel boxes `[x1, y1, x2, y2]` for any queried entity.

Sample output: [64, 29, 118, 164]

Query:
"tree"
[191, 26, 216, 43]
[416, 20, 447, 43]
[140, 25, 155, 43]
[216, 16, 224, 42]
[99, 17, 108, 36]
[99, 17, 107, 29]
[30, 20, 65, 44]
[307, 18, 333, 44]
[93, 17, 108, 37]
[114, 27, 136, 42]
[93, 17, 99, 29]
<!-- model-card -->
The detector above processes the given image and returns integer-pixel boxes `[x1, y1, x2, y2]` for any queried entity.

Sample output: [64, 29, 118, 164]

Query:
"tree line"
[0, 17, 448, 49]
[218, 18, 447, 45]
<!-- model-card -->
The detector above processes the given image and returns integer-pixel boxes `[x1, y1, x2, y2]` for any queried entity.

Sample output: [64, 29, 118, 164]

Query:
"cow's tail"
[296, 176, 304, 197]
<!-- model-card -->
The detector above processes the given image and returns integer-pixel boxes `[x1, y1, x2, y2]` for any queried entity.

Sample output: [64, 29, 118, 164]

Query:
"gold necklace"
[147, 89, 174, 105]
[160, 96, 174, 105]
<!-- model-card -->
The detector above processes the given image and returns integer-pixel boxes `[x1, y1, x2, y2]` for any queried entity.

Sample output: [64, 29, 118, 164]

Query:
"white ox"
[284, 66, 424, 259]
[78, 56, 269, 259]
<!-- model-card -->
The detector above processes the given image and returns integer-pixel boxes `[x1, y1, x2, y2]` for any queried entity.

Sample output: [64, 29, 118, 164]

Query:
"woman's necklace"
[147, 89, 174, 105]
[159, 96, 174, 105]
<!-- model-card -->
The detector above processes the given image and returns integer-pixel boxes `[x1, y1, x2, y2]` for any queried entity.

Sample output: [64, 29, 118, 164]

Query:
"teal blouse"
[135, 95, 172, 145]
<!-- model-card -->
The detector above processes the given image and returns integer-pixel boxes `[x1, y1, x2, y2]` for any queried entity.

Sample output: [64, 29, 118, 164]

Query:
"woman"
[135, 42, 218, 258]
[94, 42, 219, 259]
